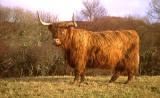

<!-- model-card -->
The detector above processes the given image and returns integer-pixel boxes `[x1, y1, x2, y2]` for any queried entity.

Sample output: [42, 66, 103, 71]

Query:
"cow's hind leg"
[109, 71, 120, 83]
[125, 70, 134, 84]
[80, 71, 85, 83]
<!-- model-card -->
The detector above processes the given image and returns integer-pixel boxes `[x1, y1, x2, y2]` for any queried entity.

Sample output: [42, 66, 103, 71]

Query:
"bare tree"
[9, 8, 24, 23]
[148, 0, 160, 22]
[74, 11, 84, 21]
[81, 0, 107, 21]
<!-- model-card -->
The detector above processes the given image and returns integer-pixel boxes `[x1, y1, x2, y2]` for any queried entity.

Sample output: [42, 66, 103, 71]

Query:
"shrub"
[140, 47, 160, 75]
[0, 40, 67, 77]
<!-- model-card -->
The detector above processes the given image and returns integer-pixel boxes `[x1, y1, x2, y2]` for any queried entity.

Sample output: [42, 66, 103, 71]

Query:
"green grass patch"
[0, 76, 160, 98]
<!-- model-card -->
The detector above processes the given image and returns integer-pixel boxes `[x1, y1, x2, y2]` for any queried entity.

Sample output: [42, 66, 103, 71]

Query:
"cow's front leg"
[71, 49, 87, 84]
[73, 68, 86, 84]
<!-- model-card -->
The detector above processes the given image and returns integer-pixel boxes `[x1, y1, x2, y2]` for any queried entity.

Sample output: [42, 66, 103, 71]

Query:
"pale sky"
[0, 0, 150, 21]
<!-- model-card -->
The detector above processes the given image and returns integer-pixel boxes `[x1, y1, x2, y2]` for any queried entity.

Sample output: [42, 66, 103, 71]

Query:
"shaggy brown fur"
[38, 15, 139, 84]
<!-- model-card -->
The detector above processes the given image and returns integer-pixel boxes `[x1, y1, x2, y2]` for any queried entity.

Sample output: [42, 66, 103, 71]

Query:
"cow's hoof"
[124, 81, 131, 84]
[109, 80, 114, 83]
[73, 80, 78, 85]
[80, 79, 85, 83]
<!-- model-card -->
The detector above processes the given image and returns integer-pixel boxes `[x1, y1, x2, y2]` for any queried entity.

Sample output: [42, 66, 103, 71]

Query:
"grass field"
[0, 76, 160, 98]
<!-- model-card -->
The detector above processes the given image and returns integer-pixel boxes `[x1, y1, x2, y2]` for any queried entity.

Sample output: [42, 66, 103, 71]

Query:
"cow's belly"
[86, 50, 121, 69]
[86, 57, 116, 69]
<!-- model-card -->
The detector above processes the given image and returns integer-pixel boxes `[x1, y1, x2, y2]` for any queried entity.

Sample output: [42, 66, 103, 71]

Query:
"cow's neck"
[63, 28, 74, 50]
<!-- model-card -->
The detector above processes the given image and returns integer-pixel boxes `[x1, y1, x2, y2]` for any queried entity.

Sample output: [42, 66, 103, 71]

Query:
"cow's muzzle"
[53, 38, 61, 46]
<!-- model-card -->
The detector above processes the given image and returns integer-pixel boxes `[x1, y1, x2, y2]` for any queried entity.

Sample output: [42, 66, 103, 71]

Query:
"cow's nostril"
[56, 39, 59, 42]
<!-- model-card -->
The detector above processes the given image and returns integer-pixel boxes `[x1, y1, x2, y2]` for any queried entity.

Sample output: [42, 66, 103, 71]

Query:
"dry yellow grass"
[0, 76, 160, 98]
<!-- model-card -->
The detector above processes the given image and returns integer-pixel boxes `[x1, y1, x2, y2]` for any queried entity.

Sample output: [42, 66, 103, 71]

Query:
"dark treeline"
[0, 5, 160, 77]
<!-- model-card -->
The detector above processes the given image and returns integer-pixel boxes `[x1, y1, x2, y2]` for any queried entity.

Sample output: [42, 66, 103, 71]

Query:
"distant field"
[0, 76, 160, 98]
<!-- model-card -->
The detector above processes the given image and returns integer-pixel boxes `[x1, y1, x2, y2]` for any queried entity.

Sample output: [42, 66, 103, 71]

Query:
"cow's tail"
[134, 53, 140, 78]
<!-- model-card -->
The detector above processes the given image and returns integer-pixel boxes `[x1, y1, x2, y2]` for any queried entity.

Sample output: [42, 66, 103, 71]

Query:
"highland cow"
[38, 12, 139, 84]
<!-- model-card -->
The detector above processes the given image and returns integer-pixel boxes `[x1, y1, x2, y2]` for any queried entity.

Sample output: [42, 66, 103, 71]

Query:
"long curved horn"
[37, 11, 52, 26]
[72, 13, 77, 27]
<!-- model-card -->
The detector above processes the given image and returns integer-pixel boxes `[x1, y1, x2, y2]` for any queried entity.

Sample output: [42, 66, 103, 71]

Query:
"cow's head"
[37, 12, 77, 46]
